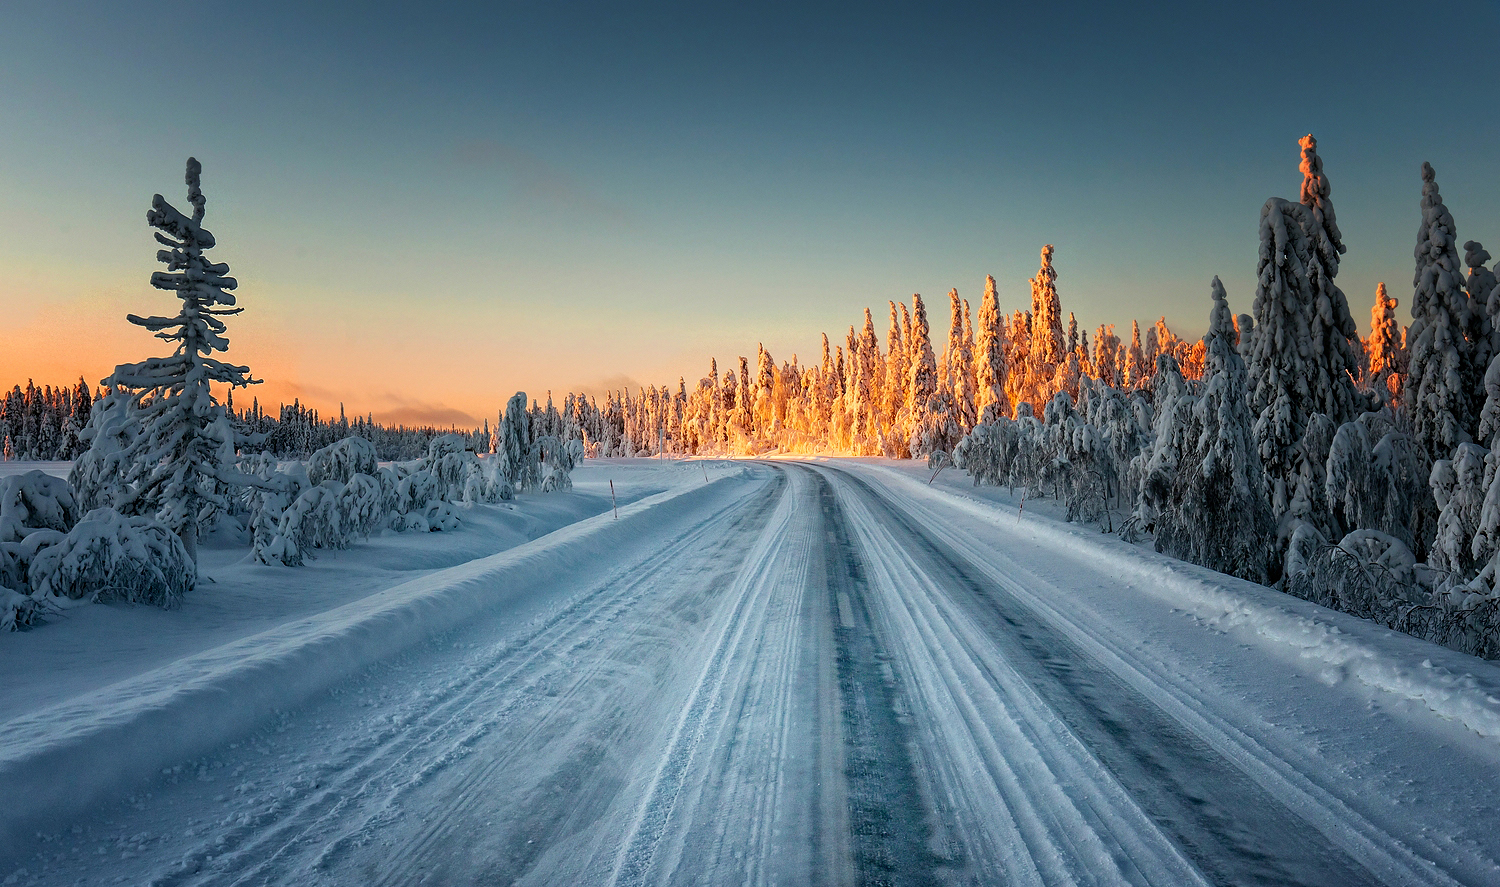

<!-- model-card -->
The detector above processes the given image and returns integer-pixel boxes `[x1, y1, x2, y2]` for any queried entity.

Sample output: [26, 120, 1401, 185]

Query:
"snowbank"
[0, 467, 763, 852]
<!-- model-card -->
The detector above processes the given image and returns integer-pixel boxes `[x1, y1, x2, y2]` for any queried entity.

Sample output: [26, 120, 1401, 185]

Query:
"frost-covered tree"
[1465, 241, 1498, 390]
[1407, 162, 1479, 469]
[943, 289, 976, 431]
[905, 294, 938, 449]
[1005, 311, 1031, 414]
[1128, 354, 1197, 538]
[1246, 136, 1365, 518]
[1366, 283, 1404, 405]
[1122, 320, 1147, 389]
[1429, 442, 1489, 581]
[1235, 313, 1255, 362]
[877, 303, 905, 456]
[1091, 324, 1122, 389]
[499, 391, 539, 492]
[1155, 278, 1274, 582]
[1027, 245, 1066, 405]
[974, 275, 1010, 421]
[1325, 407, 1421, 540]
[71, 158, 258, 564]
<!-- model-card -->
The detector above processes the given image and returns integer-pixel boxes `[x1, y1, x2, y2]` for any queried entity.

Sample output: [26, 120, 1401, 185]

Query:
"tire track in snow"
[145, 471, 785, 887]
[828, 464, 1416, 886]
[655, 484, 814, 886]
[365, 469, 789, 887]
[807, 466, 945, 887]
[608, 466, 810, 887]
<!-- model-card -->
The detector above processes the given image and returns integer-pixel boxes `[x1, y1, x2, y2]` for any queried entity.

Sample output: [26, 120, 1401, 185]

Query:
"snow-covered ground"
[1, 458, 1497, 885]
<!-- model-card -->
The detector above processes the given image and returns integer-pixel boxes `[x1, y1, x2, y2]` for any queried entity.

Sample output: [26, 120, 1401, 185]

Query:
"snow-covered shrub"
[27, 508, 194, 608]
[1325, 411, 1422, 548]
[259, 469, 392, 566]
[543, 436, 584, 489]
[1061, 417, 1111, 525]
[0, 587, 39, 632]
[1284, 529, 1429, 623]
[396, 470, 441, 515]
[246, 458, 304, 565]
[1281, 520, 1328, 585]
[416, 433, 476, 500]
[0, 531, 66, 629]
[1429, 443, 1489, 580]
[68, 390, 139, 514]
[384, 468, 463, 533]
[261, 483, 334, 566]
[953, 419, 1016, 487]
[1080, 378, 1150, 511]
[307, 436, 378, 486]
[0, 472, 83, 626]
[390, 500, 463, 533]
[0, 471, 80, 543]
[911, 392, 962, 465]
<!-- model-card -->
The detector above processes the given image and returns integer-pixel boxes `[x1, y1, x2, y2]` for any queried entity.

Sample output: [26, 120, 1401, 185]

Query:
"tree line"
[582, 135, 1500, 659]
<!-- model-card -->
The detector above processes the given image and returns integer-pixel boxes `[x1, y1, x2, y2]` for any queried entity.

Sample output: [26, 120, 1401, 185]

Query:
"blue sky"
[2, 1, 1497, 424]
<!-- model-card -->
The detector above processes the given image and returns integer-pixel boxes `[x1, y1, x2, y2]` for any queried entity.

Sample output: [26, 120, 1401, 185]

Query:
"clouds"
[450, 139, 628, 225]
[253, 380, 483, 428]
[565, 374, 647, 401]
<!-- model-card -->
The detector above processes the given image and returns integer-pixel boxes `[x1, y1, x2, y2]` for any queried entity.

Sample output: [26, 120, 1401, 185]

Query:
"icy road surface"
[5, 460, 1500, 885]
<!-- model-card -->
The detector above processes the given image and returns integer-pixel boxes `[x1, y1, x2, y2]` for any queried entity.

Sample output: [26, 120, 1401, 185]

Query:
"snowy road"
[7, 461, 1500, 885]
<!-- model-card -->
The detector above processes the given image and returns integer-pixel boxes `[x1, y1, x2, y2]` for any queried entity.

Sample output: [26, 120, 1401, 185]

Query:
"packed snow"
[0, 458, 1496, 885]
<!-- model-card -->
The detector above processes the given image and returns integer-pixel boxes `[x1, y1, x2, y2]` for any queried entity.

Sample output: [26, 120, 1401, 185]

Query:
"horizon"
[3, 1, 1498, 426]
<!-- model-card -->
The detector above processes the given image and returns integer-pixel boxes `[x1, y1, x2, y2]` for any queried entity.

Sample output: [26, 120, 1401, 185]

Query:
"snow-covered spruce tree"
[72, 158, 258, 565]
[1235, 313, 1255, 363]
[1126, 354, 1197, 539]
[1469, 242, 1500, 370]
[499, 391, 540, 492]
[1246, 137, 1364, 521]
[754, 343, 777, 438]
[1122, 320, 1147, 390]
[905, 294, 939, 458]
[882, 302, 908, 456]
[1091, 324, 1122, 389]
[1408, 163, 1480, 469]
[851, 315, 881, 455]
[1366, 283, 1404, 405]
[974, 275, 1011, 422]
[1154, 278, 1274, 582]
[943, 290, 976, 432]
[1004, 311, 1032, 417]
[1027, 245, 1066, 407]
[1463, 241, 1496, 390]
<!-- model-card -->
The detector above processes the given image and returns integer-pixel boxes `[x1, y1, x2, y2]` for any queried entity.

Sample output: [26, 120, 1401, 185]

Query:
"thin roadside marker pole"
[610, 479, 618, 520]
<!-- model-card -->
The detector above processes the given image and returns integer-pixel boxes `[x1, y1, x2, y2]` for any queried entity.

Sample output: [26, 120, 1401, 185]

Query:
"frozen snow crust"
[0, 467, 760, 851]
[863, 460, 1500, 741]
